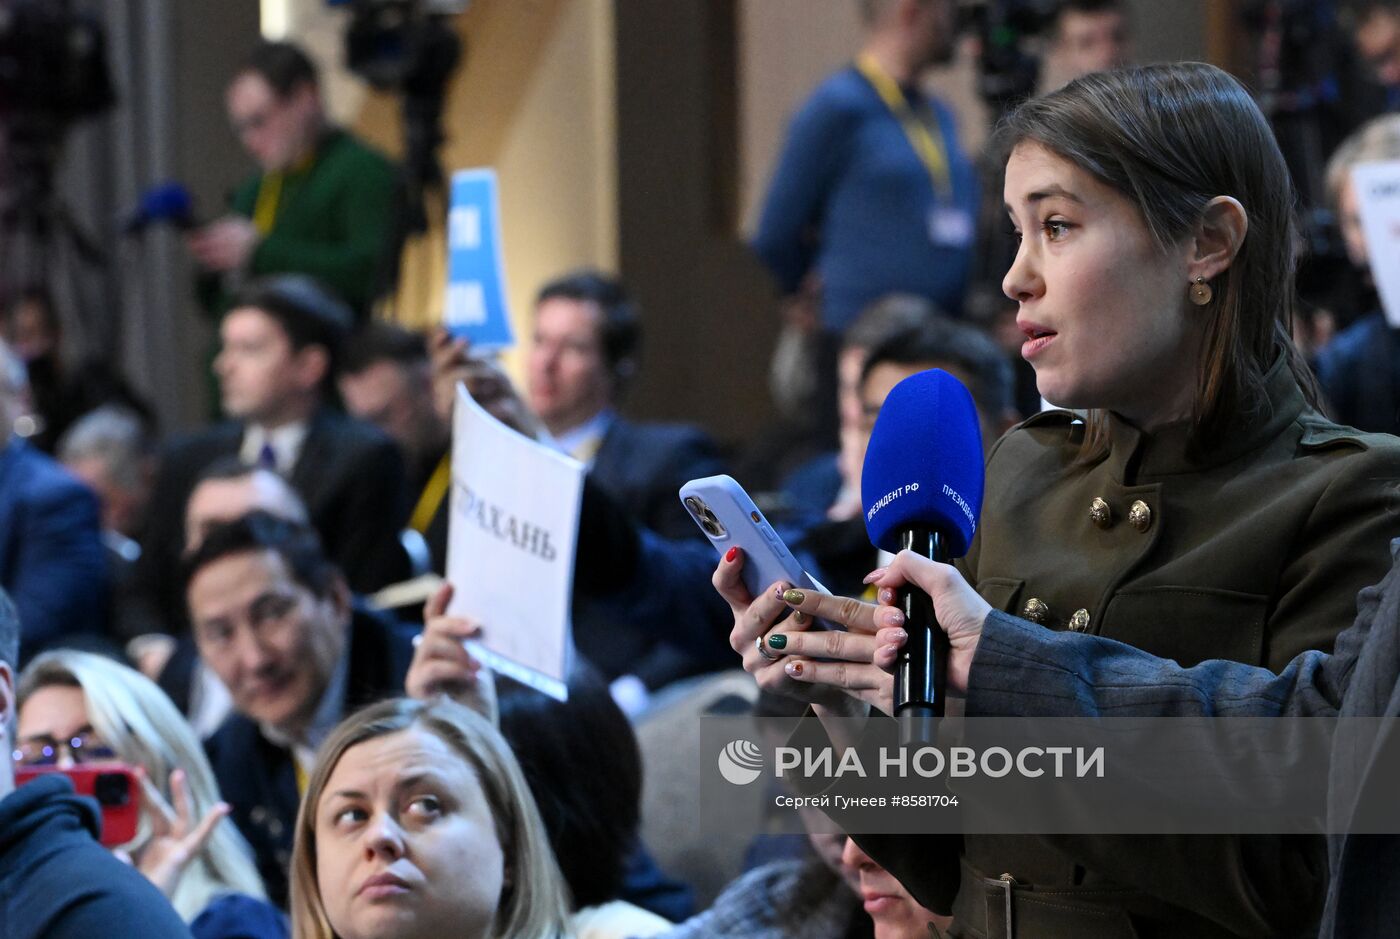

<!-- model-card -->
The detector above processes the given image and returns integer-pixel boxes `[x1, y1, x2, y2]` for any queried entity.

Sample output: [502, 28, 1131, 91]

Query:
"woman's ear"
[1189, 196, 1249, 282]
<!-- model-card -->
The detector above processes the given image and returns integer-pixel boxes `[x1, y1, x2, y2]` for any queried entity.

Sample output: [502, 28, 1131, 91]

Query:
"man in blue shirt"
[752, 0, 977, 334]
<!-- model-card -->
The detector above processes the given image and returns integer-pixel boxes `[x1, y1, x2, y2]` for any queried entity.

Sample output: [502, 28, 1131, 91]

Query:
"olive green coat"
[938, 359, 1400, 938]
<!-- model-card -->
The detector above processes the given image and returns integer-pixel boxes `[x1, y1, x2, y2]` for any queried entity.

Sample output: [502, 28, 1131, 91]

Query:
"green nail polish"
[768, 633, 787, 650]
[782, 588, 806, 604]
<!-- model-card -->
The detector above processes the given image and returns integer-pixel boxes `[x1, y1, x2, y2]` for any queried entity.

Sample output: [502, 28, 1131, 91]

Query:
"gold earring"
[1189, 275, 1213, 306]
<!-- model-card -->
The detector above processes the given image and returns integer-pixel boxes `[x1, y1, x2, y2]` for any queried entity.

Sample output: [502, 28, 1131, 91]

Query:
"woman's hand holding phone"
[714, 546, 896, 717]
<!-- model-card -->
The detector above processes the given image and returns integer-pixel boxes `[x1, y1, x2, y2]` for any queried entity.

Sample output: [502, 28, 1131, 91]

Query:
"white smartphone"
[679, 474, 823, 600]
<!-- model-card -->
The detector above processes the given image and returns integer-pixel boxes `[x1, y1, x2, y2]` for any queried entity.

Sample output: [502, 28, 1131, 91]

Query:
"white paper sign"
[1353, 161, 1400, 328]
[446, 384, 584, 700]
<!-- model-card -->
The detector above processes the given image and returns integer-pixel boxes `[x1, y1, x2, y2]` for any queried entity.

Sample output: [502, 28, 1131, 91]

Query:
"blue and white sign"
[445, 168, 515, 349]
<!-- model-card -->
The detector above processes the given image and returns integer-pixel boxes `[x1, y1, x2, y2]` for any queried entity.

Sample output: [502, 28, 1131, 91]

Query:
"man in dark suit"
[525, 269, 727, 540]
[188, 512, 414, 909]
[0, 341, 108, 662]
[347, 282, 734, 693]
[135, 275, 409, 632]
[526, 270, 733, 694]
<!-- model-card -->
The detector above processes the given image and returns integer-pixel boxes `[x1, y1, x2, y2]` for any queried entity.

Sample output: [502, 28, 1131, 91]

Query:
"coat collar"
[1102, 354, 1305, 481]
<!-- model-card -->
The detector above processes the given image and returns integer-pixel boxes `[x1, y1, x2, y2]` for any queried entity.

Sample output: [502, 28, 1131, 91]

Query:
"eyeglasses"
[13, 732, 117, 767]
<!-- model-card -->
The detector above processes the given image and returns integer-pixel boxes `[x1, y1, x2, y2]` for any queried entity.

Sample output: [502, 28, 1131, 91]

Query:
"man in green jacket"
[188, 40, 398, 320]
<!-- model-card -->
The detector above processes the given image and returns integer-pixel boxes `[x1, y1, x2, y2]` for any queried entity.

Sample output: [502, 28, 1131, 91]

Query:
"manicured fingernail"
[792, 611, 808, 624]
[768, 633, 787, 650]
[878, 587, 896, 605]
[786, 661, 803, 677]
[883, 609, 905, 627]
[863, 568, 887, 585]
[725, 546, 738, 562]
[782, 588, 806, 605]
[891, 628, 908, 643]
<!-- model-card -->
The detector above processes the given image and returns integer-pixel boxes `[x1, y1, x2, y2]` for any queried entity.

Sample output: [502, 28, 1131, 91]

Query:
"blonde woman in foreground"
[289, 696, 572, 939]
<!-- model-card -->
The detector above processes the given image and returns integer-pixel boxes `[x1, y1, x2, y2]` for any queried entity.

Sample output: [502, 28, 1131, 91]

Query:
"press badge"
[929, 205, 974, 248]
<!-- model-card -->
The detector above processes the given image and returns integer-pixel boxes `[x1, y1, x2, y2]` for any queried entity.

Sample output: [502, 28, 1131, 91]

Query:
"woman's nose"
[1002, 241, 1042, 304]
[841, 835, 874, 869]
[364, 813, 406, 860]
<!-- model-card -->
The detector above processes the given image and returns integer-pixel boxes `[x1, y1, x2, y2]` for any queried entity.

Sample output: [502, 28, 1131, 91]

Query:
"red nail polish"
[789, 661, 803, 676]
[725, 546, 738, 563]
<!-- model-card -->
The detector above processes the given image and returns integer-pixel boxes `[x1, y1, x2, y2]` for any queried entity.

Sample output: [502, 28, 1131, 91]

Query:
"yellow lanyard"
[250, 150, 317, 235]
[855, 55, 952, 200]
[251, 172, 282, 235]
[410, 453, 453, 535]
[293, 758, 308, 797]
[569, 433, 605, 465]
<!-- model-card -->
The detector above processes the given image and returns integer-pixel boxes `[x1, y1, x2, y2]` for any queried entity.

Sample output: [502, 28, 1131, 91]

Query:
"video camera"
[0, 0, 115, 196]
[958, 0, 1060, 117]
[330, 0, 468, 237]
[338, 0, 466, 93]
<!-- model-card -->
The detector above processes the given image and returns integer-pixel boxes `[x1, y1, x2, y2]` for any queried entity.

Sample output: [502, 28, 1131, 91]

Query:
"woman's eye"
[1009, 227, 1023, 244]
[407, 795, 442, 817]
[1043, 219, 1072, 240]
[333, 807, 367, 827]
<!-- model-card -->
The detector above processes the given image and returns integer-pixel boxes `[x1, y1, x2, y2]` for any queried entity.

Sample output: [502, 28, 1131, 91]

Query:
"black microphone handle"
[894, 527, 949, 743]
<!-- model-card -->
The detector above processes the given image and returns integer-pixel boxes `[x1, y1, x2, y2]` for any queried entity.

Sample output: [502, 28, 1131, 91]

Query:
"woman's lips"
[862, 892, 900, 914]
[358, 872, 411, 899]
[1019, 322, 1057, 360]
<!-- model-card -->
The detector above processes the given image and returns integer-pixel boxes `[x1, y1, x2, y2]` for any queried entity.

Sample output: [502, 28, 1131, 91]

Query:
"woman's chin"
[1034, 383, 1076, 410]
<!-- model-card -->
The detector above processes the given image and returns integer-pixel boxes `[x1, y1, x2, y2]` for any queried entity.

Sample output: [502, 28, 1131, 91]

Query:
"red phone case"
[15, 762, 140, 847]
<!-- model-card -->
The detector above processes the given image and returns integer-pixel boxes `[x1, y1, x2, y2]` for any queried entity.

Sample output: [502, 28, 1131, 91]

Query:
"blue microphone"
[861, 369, 984, 737]
[124, 182, 195, 234]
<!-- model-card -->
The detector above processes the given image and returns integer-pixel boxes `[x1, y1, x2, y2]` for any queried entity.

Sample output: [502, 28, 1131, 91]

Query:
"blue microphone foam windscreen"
[144, 183, 193, 220]
[861, 368, 985, 556]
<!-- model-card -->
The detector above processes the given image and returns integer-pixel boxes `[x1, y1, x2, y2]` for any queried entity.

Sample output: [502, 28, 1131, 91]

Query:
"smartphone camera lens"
[94, 772, 131, 807]
[684, 496, 726, 538]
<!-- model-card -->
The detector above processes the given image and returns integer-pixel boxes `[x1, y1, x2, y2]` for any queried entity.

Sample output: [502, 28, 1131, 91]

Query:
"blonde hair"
[1324, 113, 1400, 210]
[289, 697, 572, 939]
[17, 651, 267, 920]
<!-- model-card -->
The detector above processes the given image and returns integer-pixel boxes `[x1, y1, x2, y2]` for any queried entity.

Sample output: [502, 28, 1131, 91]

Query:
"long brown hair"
[994, 62, 1319, 461]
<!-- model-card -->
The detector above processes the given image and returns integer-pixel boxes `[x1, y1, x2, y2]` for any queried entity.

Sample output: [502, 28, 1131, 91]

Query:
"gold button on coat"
[1069, 609, 1091, 632]
[1089, 497, 1113, 529]
[1022, 598, 1049, 624]
[1129, 500, 1153, 532]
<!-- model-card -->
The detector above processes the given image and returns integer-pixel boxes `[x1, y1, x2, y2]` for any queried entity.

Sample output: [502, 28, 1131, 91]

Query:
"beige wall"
[492, 0, 618, 376]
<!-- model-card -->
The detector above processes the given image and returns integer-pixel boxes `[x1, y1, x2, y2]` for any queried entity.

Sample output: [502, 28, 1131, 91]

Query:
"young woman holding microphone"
[718, 62, 1400, 938]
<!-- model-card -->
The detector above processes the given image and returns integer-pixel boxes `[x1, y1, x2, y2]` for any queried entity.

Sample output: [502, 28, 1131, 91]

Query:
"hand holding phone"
[679, 475, 830, 613]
